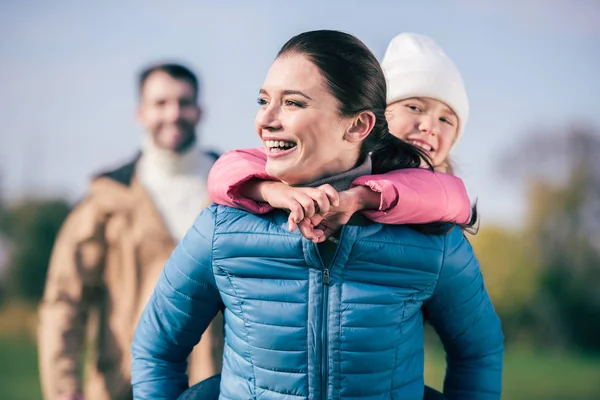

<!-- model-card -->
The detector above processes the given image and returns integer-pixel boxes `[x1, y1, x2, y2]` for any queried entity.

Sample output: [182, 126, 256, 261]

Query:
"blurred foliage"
[522, 127, 600, 350]
[483, 124, 600, 350]
[470, 226, 541, 342]
[0, 199, 71, 303]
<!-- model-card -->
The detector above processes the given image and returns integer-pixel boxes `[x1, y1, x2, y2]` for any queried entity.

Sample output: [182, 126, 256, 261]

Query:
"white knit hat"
[381, 33, 469, 149]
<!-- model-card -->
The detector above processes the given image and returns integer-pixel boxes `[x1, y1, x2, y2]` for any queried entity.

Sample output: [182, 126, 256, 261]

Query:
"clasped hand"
[261, 182, 362, 243]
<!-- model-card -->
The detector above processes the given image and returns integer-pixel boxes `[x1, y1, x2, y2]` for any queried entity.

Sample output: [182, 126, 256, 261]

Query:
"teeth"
[265, 140, 296, 149]
[411, 140, 432, 152]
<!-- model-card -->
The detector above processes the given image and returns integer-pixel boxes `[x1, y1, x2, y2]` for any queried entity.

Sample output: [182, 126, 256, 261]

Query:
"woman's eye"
[257, 98, 268, 106]
[285, 100, 304, 108]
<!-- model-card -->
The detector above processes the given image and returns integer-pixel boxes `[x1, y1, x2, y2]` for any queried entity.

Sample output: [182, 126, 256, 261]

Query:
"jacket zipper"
[321, 268, 330, 398]
[320, 228, 345, 399]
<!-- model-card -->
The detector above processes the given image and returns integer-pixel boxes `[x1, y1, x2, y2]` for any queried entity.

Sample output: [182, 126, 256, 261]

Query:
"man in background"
[38, 63, 223, 400]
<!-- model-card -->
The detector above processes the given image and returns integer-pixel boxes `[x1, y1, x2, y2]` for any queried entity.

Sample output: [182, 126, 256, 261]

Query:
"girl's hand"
[298, 188, 363, 242]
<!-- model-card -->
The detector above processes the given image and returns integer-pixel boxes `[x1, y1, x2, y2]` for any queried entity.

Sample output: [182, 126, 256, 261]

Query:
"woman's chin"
[266, 166, 305, 186]
[266, 163, 290, 181]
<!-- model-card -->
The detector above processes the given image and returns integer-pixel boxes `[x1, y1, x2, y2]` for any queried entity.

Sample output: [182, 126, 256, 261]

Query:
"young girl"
[207, 33, 474, 241]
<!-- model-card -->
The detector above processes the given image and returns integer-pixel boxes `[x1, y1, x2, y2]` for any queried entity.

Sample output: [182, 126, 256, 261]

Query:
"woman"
[131, 30, 503, 399]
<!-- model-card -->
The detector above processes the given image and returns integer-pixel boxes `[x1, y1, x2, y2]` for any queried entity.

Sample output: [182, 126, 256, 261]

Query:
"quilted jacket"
[131, 205, 503, 399]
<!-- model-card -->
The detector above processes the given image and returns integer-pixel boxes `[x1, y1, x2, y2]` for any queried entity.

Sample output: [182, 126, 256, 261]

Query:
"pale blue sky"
[1, 0, 599, 226]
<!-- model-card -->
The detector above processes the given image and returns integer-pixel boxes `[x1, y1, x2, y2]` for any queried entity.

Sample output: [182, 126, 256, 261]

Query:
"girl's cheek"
[390, 121, 411, 140]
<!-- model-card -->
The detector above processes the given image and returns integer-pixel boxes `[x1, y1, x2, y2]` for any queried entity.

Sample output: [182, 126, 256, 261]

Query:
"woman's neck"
[298, 156, 372, 192]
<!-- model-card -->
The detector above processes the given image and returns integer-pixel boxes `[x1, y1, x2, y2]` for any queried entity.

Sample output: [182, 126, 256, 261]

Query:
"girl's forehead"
[388, 97, 456, 115]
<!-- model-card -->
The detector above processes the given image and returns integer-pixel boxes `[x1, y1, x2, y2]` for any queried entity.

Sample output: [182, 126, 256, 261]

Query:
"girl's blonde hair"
[437, 156, 455, 175]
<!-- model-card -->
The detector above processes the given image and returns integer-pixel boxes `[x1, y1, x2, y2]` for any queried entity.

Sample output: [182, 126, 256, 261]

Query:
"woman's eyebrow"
[282, 90, 313, 100]
[259, 88, 313, 101]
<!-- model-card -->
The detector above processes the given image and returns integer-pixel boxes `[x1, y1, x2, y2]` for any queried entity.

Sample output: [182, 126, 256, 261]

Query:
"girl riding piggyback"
[207, 33, 475, 239]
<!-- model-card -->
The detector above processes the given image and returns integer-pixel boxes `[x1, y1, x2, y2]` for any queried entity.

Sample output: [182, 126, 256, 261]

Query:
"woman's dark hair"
[278, 30, 477, 234]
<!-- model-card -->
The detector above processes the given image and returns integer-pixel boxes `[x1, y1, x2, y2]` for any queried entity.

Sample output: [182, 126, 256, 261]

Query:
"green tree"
[0, 199, 71, 302]
[470, 225, 540, 343]
[503, 125, 600, 350]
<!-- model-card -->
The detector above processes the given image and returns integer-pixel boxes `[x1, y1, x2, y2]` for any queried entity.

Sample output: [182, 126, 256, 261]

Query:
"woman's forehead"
[261, 54, 325, 95]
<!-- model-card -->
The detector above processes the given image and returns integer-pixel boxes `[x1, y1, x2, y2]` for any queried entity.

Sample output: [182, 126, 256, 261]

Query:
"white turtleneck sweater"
[136, 137, 216, 242]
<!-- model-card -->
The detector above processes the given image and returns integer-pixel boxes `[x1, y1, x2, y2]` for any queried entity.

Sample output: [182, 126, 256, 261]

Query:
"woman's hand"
[255, 182, 381, 243]
[298, 188, 364, 242]
[258, 182, 340, 233]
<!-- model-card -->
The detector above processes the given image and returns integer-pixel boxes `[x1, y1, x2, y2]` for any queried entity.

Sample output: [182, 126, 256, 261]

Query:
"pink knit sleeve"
[207, 148, 275, 214]
[351, 169, 471, 224]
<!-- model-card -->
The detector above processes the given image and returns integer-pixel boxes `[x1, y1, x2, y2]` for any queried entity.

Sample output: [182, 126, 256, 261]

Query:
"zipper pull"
[323, 268, 331, 285]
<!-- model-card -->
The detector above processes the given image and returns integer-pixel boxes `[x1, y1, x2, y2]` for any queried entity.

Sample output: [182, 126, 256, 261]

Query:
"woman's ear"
[344, 111, 376, 143]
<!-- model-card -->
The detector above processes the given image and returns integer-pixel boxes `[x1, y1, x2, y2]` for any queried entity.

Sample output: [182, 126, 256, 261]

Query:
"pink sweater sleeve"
[351, 169, 471, 224]
[208, 147, 472, 224]
[207, 148, 276, 214]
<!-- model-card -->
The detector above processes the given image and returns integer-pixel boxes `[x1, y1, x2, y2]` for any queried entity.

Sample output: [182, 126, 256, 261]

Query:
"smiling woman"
[257, 53, 370, 184]
[131, 30, 503, 400]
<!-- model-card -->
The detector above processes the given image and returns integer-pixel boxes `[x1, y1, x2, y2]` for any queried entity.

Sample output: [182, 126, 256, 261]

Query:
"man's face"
[137, 71, 201, 152]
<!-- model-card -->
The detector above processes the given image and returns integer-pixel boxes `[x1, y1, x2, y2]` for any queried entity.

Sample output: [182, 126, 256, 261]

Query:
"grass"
[0, 336, 42, 400]
[424, 345, 600, 400]
[1, 335, 600, 399]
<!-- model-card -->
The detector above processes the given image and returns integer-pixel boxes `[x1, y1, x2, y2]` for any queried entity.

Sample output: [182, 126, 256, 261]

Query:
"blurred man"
[38, 63, 223, 400]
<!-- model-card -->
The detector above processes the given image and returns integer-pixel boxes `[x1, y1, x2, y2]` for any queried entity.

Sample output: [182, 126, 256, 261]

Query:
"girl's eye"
[440, 117, 454, 126]
[406, 105, 421, 112]
[285, 100, 305, 108]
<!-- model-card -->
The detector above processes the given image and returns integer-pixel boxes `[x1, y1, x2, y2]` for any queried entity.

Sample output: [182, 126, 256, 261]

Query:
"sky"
[1, 0, 599, 226]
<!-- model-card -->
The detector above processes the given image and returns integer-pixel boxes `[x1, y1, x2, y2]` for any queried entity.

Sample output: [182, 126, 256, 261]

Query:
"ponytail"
[370, 134, 433, 174]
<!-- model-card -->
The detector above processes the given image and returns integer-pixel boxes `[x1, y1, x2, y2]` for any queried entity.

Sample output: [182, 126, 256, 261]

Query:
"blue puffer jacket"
[131, 205, 503, 399]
